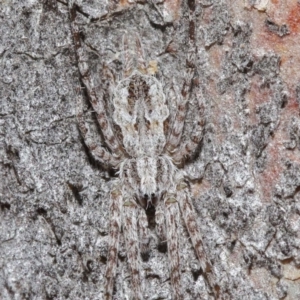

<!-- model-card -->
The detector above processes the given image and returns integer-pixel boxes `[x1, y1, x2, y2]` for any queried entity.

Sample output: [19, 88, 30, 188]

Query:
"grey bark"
[1, 1, 300, 299]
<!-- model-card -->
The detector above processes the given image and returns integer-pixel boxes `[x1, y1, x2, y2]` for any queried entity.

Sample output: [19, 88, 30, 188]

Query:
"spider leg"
[122, 34, 134, 77]
[122, 33, 147, 76]
[164, 84, 187, 154]
[177, 181, 219, 298]
[135, 33, 147, 72]
[168, 45, 205, 165]
[68, 2, 124, 158]
[165, 0, 205, 165]
[171, 99, 204, 164]
[105, 188, 122, 300]
[164, 194, 183, 299]
[123, 200, 144, 299]
[164, 28, 195, 156]
[77, 94, 120, 167]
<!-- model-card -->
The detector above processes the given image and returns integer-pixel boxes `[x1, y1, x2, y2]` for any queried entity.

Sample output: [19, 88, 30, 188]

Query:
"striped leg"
[135, 33, 147, 72]
[171, 0, 204, 165]
[123, 200, 144, 300]
[164, 53, 195, 155]
[68, 2, 124, 158]
[105, 188, 122, 300]
[177, 182, 219, 298]
[164, 1, 196, 155]
[171, 100, 204, 164]
[76, 93, 120, 167]
[122, 34, 134, 77]
[165, 85, 187, 154]
[164, 194, 183, 300]
[122, 32, 147, 76]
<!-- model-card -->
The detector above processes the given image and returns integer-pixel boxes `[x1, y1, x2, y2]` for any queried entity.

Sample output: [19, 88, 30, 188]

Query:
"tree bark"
[1, 0, 300, 299]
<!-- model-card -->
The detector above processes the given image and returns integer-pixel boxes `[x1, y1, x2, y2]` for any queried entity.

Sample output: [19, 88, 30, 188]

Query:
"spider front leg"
[171, 98, 205, 165]
[164, 84, 187, 155]
[76, 94, 120, 167]
[164, 42, 196, 156]
[122, 33, 147, 77]
[177, 181, 219, 298]
[68, 1, 124, 159]
[167, 46, 205, 165]
[166, 0, 205, 165]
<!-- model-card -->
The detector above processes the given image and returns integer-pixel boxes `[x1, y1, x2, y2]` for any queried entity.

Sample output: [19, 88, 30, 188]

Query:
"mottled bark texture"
[1, 0, 300, 299]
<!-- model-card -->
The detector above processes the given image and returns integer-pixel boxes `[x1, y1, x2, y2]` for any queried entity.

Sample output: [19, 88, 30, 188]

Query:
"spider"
[69, 1, 218, 299]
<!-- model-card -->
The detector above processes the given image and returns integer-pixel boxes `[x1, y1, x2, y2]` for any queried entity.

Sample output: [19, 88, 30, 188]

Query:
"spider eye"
[144, 194, 149, 200]
[151, 193, 155, 198]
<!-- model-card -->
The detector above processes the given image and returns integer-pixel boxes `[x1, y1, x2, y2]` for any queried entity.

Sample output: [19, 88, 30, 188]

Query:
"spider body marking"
[114, 69, 172, 208]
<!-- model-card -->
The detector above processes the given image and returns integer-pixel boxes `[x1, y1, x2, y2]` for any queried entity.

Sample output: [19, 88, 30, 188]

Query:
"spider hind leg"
[164, 194, 183, 299]
[105, 188, 122, 300]
[123, 200, 144, 299]
[177, 182, 219, 298]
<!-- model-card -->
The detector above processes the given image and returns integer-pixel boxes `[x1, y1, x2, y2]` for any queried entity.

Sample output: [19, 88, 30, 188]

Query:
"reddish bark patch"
[164, 0, 181, 20]
[120, 0, 130, 6]
[286, 91, 299, 112]
[287, 3, 300, 34]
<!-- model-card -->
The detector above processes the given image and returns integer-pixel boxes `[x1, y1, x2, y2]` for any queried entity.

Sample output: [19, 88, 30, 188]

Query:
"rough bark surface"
[1, 0, 300, 299]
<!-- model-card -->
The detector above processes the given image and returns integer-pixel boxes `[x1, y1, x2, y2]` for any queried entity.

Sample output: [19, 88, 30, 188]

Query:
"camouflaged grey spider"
[69, 1, 218, 299]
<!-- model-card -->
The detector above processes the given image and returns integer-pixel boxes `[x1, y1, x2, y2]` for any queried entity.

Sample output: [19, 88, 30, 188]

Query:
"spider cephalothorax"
[69, 1, 218, 299]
